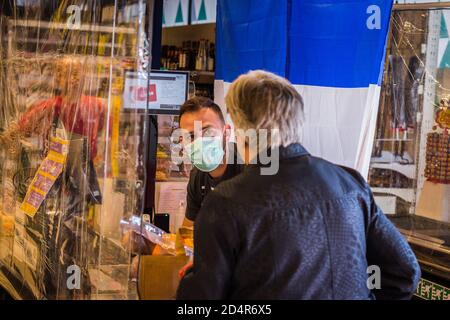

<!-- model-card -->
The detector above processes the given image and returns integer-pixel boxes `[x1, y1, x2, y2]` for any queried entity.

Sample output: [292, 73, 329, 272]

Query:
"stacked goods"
[425, 132, 450, 184]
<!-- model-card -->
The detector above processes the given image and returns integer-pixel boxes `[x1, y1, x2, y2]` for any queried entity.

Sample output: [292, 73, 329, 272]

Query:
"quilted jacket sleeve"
[176, 192, 239, 300]
[366, 190, 421, 300]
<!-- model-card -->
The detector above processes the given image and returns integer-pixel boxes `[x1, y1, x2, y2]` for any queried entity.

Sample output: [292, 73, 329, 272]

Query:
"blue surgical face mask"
[184, 136, 225, 172]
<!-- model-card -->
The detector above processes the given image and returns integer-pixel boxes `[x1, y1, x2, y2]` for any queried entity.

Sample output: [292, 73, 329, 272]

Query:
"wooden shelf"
[371, 163, 416, 179]
[9, 19, 137, 34]
[190, 70, 214, 84]
[372, 187, 415, 203]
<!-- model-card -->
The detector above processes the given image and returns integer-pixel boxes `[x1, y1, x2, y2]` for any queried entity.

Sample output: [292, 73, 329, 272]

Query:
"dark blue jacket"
[176, 144, 421, 300]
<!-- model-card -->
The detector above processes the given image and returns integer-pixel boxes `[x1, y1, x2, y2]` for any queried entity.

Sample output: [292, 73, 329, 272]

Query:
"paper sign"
[156, 181, 188, 233]
[416, 278, 450, 300]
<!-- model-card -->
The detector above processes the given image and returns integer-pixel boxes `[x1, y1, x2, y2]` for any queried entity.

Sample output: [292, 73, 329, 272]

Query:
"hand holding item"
[130, 255, 139, 280]
[178, 261, 194, 280]
[122, 230, 154, 255]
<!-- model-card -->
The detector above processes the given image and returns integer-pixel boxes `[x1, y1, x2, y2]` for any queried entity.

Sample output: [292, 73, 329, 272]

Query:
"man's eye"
[203, 128, 216, 137]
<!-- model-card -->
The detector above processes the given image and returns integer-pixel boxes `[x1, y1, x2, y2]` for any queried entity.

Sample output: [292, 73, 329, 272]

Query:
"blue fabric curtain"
[216, 0, 393, 87]
[215, 0, 288, 82]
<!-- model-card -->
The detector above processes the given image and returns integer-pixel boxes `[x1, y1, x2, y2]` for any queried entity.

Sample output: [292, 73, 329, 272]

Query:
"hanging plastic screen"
[0, 0, 153, 299]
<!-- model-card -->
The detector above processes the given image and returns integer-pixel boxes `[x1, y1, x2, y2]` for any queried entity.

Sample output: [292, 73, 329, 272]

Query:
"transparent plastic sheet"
[369, 7, 450, 288]
[0, 0, 152, 299]
[120, 216, 177, 255]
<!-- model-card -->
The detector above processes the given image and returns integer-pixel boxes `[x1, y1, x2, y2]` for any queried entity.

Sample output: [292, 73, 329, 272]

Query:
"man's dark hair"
[180, 97, 225, 123]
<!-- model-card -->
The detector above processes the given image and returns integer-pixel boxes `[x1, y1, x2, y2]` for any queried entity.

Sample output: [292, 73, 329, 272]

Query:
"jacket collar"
[278, 143, 310, 159]
[249, 143, 310, 168]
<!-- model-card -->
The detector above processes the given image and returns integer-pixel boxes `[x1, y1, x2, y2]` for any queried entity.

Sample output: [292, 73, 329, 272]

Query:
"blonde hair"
[225, 70, 304, 147]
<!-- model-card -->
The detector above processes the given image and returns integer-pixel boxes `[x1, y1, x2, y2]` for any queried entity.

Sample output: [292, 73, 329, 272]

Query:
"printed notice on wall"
[156, 181, 188, 233]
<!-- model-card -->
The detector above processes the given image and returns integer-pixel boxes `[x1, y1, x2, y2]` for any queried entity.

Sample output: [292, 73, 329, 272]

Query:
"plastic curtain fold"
[0, 0, 150, 300]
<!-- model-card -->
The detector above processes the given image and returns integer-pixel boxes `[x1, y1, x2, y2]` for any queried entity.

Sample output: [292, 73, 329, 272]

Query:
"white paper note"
[156, 181, 188, 233]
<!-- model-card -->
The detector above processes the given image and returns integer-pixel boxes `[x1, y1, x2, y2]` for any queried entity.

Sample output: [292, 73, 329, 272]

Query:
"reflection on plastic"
[0, 0, 150, 300]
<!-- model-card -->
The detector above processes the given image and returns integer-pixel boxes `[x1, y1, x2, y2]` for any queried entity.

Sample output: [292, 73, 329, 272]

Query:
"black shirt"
[185, 143, 244, 222]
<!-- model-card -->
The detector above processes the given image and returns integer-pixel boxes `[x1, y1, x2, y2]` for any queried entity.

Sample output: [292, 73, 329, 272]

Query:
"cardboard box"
[138, 255, 189, 300]
[417, 181, 450, 223]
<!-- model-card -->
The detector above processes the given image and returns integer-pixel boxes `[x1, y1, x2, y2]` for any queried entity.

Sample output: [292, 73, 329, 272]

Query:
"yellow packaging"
[20, 136, 69, 218]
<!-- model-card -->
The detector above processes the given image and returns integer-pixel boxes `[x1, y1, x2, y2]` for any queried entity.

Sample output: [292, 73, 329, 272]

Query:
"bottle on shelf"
[178, 46, 187, 70]
[185, 41, 193, 71]
[195, 39, 207, 71]
[207, 42, 215, 72]
[160, 40, 215, 72]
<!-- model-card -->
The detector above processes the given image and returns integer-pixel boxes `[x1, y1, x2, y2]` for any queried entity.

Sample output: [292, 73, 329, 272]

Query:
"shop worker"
[176, 70, 421, 300]
[176, 97, 244, 279]
[179, 97, 244, 228]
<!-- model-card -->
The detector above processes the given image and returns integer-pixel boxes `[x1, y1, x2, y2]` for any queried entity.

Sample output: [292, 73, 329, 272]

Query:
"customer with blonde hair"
[177, 70, 420, 300]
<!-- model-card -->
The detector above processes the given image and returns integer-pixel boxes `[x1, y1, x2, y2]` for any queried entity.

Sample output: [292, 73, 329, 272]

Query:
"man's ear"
[224, 123, 232, 139]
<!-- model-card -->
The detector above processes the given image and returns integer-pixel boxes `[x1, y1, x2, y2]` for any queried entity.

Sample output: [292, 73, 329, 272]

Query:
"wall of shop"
[162, 23, 215, 47]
